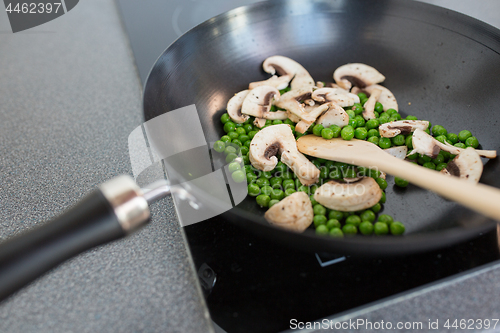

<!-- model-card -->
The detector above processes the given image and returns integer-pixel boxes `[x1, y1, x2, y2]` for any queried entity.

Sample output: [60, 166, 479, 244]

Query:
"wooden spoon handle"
[371, 156, 500, 221]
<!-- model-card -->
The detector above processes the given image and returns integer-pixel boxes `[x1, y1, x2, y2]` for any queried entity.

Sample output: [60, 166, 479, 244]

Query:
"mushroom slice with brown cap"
[249, 75, 292, 90]
[362, 88, 382, 120]
[379, 120, 429, 138]
[333, 63, 385, 91]
[314, 178, 382, 212]
[264, 192, 313, 232]
[311, 88, 360, 107]
[253, 117, 267, 128]
[440, 147, 483, 184]
[364, 84, 398, 111]
[262, 55, 315, 90]
[316, 103, 349, 128]
[249, 124, 320, 185]
[226, 90, 250, 124]
[274, 86, 314, 120]
[409, 128, 496, 159]
[241, 85, 288, 120]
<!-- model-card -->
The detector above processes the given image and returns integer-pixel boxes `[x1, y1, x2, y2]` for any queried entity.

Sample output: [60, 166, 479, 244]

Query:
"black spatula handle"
[0, 176, 150, 302]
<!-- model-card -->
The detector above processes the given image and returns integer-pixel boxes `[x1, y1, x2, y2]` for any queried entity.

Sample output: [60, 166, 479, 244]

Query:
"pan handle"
[0, 176, 152, 302]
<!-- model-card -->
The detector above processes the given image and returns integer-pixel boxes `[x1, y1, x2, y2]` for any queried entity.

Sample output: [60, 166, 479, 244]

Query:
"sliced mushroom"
[316, 81, 341, 89]
[249, 124, 320, 185]
[384, 146, 408, 160]
[311, 88, 360, 107]
[226, 90, 250, 124]
[364, 84, 398, 111]
[274, 86, 314, 120]
[314, 178, 382, 212]
[362, 88, 382, 120]
[262, 55, 315, 90]
[295, 103, 333, 134]
[333, 63, 385, 91]
[286, 110, 301, 123]
[379, 120, 429, 138]
[440, 147, 483, 184]
[409, 128, 496, 159]
[264, 191, 313, 232]
[253, 117, 267, 128]
[316, 103, 349, 128]
[241, 86, 288, 120]
[249, 75, 292, 90]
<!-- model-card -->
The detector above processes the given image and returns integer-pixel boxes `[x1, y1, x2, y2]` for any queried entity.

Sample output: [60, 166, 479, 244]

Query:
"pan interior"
[144, 0, 500, 253]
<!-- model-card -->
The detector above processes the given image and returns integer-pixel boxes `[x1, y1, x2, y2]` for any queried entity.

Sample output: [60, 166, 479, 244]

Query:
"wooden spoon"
[297, 135, 500, 221]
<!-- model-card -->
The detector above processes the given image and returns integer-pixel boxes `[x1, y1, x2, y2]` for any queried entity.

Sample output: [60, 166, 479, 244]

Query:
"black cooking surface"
[116, 1, 500, 332]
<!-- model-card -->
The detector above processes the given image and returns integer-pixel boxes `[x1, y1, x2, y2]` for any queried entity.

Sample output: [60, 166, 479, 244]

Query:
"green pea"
[255, 178, 270, 187]
[235, 123, 244, 128]
[272, 120, 283, 125]
[374, 222, 389, 235]
[368, 168, 381, 178]
[221, 113, 231, 124]
[226, 153, 238, 163]
[246, 172, 257, 183]
[268, 199, 280, 208]
[244, 165, 255, 174]
[270, 188, 285, 200]
[247, 183, 260, 196]
[446, 133, 459, 144]
[436, 163, 448, 171]
[228, 161, 241, 172]
[270, 177, 282, 188]
[242, 155, 250, 165]
[220, 135, 231, 144]
[283, 179, 295, 190]
[371, 203, 382, 213]
[386, 108, 398, 116]
[367, 136, 379, 145]
[284, 118, 294, 126]
[238, 134, 250, 143]
[354, 115, 366, 127]
[345, 215, 361, 227]
[261, 171, 273, 179]
[265, 120, 272, 126]
[378, 137, 392, 149]
[354, 127, 368, 140]
[389, 113, 402, 121]
[360, 210, 376, 222]
[240, 146, 249, 156]
[259, 186, 272, 196]
[454, 142, 466, 149]
[234, 127, 245, 136]
[242, 123, 253, 133]
[359, 221, 374, 235]
[247, 131, 258, 140]
[432, 154, 444, 164]
[223, 121, 236, 133]
[285, 188, 296, 196]
[309, 195, 318, 206]
[378, 113, 390, 124]
[231, 170, 246, 183]
[458, 130, 472, 142]
[343, 167, 357, 179]
[313, 204, 327, 216]
[312, 159, 322, 169]
[227, 131, 239, 140]
[341, 125, 355, 140]
[231, 139, 242, 147]
[224, 145, 237, 155]
[394, 177, 409, 187]
[244, 140, 252, 148]
[348, 117, 358, 128]
[342, 224, 357, 235]
[435, 135, 447, 144]
[298, 185, 309, 193]
[378, 214, 393, 224]
[256, 194, 271, 207]
[390, 221, 405, 235]
[352, 104, 364, 115]
[315, 224, 329, 235]
[374, 102, 384, 113]
[319, 166, 329, 179]
[376, 177, 388, 190]
[367, 128, 380, 137]
[329, 210, 344, 221]
[407, 152, 418, 160]
[346, 109, 356, 119]
[357, 92, 368, 100]
[213, 141, 226, 153]
[432, 125, 447, 137]
[312, 124, 324, 136]
[314, 215, 328, 227]
[366, 119, 380, 130]
[329, 228, 344, 238]
[405, 135, 413, 150]
[326, 219, 341, 230]
[392, 134, 405, 146]
[321, 127, 334, 139]
[329, 125, 341, 138]
[465, 136, 479, 148]
[423, 162, 436, 170]
[405, 115, 418, 120]
[379, 191, 386, 204]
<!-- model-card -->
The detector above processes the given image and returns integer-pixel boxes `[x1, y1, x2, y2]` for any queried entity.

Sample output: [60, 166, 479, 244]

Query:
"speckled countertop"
[0, 1, 500, 333]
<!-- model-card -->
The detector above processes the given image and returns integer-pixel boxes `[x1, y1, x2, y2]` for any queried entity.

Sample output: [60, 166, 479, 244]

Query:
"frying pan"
[1, 0, 500, 302]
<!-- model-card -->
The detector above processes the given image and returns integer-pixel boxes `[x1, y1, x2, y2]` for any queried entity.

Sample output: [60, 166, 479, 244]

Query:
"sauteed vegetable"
[213, 56, 494, 238]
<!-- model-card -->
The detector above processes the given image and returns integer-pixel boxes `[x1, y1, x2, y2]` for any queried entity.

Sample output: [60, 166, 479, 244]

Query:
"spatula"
[297, 135, 500, 221]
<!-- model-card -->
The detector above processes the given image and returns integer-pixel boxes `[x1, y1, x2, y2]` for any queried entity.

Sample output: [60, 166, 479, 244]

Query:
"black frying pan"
[143, 0, 500, 255]
[1, 0, 500, 302]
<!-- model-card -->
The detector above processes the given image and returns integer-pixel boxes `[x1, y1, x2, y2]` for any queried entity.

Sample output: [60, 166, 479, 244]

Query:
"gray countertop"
[0, 1, 500, 332]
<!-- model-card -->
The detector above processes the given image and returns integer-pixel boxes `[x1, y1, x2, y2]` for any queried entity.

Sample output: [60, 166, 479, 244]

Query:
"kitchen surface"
[1, 1, 500, 332]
